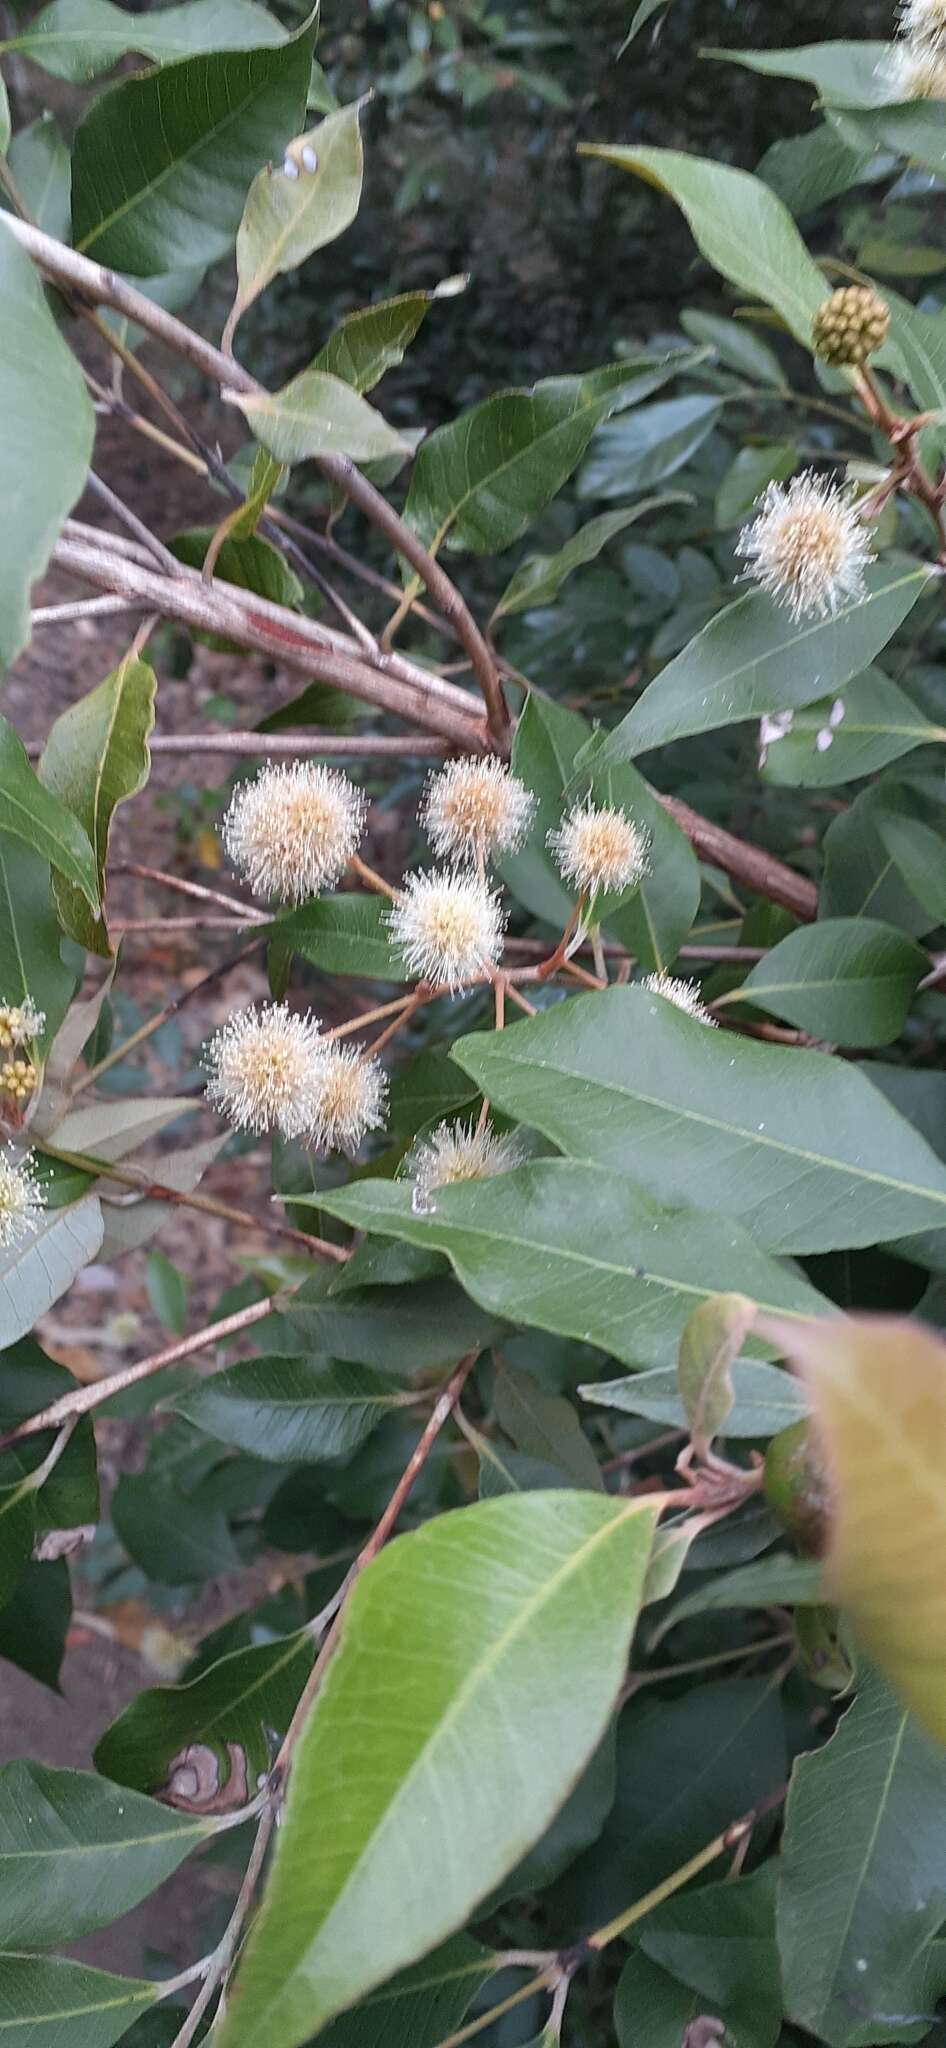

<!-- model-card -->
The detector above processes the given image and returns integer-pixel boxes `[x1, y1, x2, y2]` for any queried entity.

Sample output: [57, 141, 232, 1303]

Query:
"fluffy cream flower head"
[310, 1046, 388, 1155]
[222, 763, 367, 905]
[736, 472, 875, 621]
[420, 757, 535, 866]
[0, 997, 45, 1051]
[409, 1117, 524, 1207]
[888, 38, 946, 93]
[548, 801, 650, 899]
[205, 1003, 324, 1140]
[642, 972, 716, 1026]
[387, 869, 506, 991]
[0, 1147, 45, 1248]
[899, 0, 946, 47]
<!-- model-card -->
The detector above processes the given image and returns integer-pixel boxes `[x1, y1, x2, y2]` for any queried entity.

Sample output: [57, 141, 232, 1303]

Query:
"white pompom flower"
[222, 763, 367, 906]
[736, 472, 875, 622]
[548, 801, 650, 900]
[0, 997, 45, 1050]
[887, 38, 946, 94]
[0, 1147, 45, 1248]
[898, 0, 946, 48]
[408, 1117, 524, 1207]
[642, 972, 716, 1027]
[204, 1003, 324, 1140]
[309, 1046, 388, 1156]
[387, 869, 506, 992]
[420, 757, 535, 866]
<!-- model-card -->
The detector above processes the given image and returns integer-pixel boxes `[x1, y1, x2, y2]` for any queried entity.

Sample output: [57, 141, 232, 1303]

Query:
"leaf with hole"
[452, 987, 946, 1255]
[71, 15, 315, 272]
[0, 221, 93, 674]
[310, 1162, 828, 1372]
[216, 1491, 659, 2046]
[94, 1630, 314, 1792]
[39, 657, 154, 955]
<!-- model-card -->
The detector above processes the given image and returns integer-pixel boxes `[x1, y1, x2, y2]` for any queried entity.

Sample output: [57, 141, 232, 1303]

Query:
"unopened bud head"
[812, 285, 889, 368]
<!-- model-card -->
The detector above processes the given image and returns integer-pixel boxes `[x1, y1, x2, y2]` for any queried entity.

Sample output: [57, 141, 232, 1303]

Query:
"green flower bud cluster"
[811, 286, 890, 368]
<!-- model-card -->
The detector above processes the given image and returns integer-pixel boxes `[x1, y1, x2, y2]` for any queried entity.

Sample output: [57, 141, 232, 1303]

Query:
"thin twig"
[73, 933, 264, 1094]
[84, 471, 182, 577]
[111, 864, 268, 920]
[145, 730, 448, 759]
[31, 594, 146, 627]
[0, 1296, 277, 1452]
[37, 1139, 348, 1262]
[168, 1801, 277, 2048]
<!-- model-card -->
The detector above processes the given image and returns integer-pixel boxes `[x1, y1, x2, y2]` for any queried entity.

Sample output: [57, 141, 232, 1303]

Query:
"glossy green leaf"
[0, 75, 8, 151]
[777, 1666, 946, 2046]
[4, 115, 71, 240]
[764, 1314, 946, 1747]
[315, 1937, 496, 2048]
[637, 1868, 782, 2048]
[404, 359, 684, 557]
[283, 1272, 505, 1375]
[0, 1762, 215, 1950]
[821, 781, 936, 935]
[71, 17, 315, 272]
[653, 1556, 824, 1645]
[598, 562, 929, 760]
[828, 101, 946, 181]
[494, 1360, 603, 1490]
[710, 43, 893, 110]
[581, 145, 827, 344]
[0, 1196, 103, 1351]
[0, 716, 97, 911]
[268, 894, 403, 982]
[730, 918, 926, 1046]
[216, 1491, 660, 2046]
[312, 292, 438, 394]
[230, 102, 364, 336]
[170, 530, 302, 613]
[172, 1357, 411, 1464]
[1, 0, 284, 82]
[224, 449, 285, 541]
[492, 496, 690, 621]
[312, 1162, 827, 1371]
[876, 809, 946, 925]
[0, 1954, 157, 2045]
[0, 1560, 70, 1691]
[578, 394, 721, 501]
[95, 1630, 314, 1793]
[677, 1293, 756, 1457]
[0, 1478, 35, 1608]
[716, 442, 797, 528]
[498, 693, 591, 926]
[758, 122, 889, 216]
[617, 1951, 730, 2048]
[39, 657, 154, 954]
[761, 667, 944, 788]
[0, 221, 93, 673]
[43, 1094, 196, 1163]
[452, 987, 946, 1255]
[227, 367, 409, 466]
[679, 309, 783, 384]
[582, 1358, 808, 1437]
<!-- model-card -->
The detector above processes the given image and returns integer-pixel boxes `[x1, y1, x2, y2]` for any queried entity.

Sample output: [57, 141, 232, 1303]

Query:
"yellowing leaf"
[762, 1313, 946, 1747]
[227, 101, 365, 343]
[677, 1293, 757, 1459]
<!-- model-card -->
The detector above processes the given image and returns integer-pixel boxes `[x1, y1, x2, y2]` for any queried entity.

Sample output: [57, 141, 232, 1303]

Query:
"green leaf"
[494, 1360, 603, 1490]
[172, 1357, 411, 1464]
[876, 809, 946, 926]
[827, 101, 946, 181]
[0, 74, 8, 151]
[311, 1162, 828, 1372]
[3, 114, 71, 240]
[452, 986, 946, 1255]
[227, 367, 409, 467]
[283, 1272, 505, 1375]
[0, 221, 93, 673]
[71, 16, 315, 272]
[677, 1293, 756, 1458]
[404, 360, 685, 558]
[580, 145, 827, 344]
[170, 530, 302, 612]
[0, 1762, 215, 1950]
[598, 562, 929, 760]
[144, 1250, 187, 1336]
[216, 1491, 660, 2046]
[492, 497, 690, 622]
[638, 1870, 782, 2048]
[230, 102, 364, 336]
[679, 309, 783, 384]
[0, 1954, 156, 2045]
[599, 762, 701, 975]
[709, 42, 893, 111]
[821, 781, 937, 935]
[762, 1314, 946, 1747]
[43, 1095, 196, 1163]
[730, 918, 926, 1046]
[715, 442, 797, 529]
[777, 1666, 946, 2046]
[1, 0, 284, 82]
[0, 1560, 70, 1691]
[313, 292, 438, 395]
[314, 1937, 496, 2048]
[39, 657, 155, 956]
[582, 1359, 808, 1437]
[758, 122, 888, 217]
[617, 1951, 730, 2048]
[653, 1556, 824, 1645]
[760, 667, 944, 788]
[0, 1477, 36, 1607]
[0, 1196, 103, 1350]
[94, 1630, 314, 1792]
[268, 894, 403, 983]
[577, 394, 722, 501]
[0, 717, 97, 911]
[224, 449, 285, 541]
[498, 693, 591, 927]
